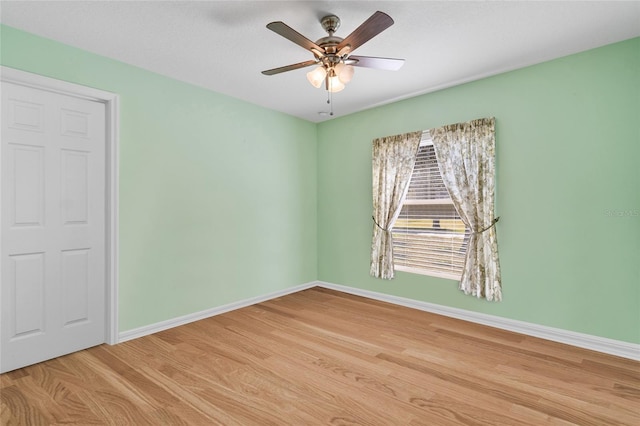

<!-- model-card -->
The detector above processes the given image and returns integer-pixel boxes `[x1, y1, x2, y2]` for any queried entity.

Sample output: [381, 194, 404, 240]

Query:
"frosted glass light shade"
[306, 66, 327, 88]
[327, 75, 345, 93]
[334, 63, 354, 83]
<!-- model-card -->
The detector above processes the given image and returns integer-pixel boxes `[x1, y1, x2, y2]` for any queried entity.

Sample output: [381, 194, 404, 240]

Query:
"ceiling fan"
[261, 11, 404, 104]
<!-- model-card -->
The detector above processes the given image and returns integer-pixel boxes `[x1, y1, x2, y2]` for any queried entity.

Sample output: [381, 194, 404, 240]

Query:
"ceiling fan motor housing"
[318, 15, 343, 56]
[316, 36, 342, 56]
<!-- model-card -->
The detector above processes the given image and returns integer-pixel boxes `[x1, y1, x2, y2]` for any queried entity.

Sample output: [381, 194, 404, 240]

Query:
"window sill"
[394, 265, 461, 281]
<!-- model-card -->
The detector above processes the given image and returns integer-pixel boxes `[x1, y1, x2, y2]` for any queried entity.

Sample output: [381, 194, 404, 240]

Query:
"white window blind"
[392, 132, 470, 280]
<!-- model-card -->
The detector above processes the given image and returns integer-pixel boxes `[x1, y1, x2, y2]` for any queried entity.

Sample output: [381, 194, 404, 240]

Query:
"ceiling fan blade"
[267, 21, 324, 52]
[337, 11, 394, 53]
[350, 55, 405, 71]
[261, 60, 318, 76]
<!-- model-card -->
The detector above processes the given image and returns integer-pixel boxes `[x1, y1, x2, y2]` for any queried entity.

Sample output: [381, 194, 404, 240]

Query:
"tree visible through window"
[392, 132, 470, 280]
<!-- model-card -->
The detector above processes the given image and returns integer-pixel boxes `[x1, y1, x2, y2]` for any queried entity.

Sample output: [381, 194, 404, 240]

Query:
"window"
[392, 132, 470, 280]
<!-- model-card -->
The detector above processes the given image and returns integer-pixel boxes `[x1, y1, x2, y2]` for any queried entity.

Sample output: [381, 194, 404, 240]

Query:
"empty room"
[1, 1, 639, 425]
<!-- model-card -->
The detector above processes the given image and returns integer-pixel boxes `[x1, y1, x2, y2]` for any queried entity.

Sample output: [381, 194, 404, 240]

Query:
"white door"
[1, 81, 106, 373]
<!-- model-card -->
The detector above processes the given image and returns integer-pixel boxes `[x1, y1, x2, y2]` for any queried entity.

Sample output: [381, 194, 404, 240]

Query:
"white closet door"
[1, 81, 106, 373]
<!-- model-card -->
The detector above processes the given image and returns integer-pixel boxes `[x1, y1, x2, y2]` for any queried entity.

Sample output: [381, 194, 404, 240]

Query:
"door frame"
[1, 66, 120, 345]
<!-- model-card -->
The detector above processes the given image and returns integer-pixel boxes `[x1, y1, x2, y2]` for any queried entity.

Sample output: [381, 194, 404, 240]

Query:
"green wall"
[317, 37, 640, 344]
[0, 25, 318, 331]
[2, 25, 638, 345]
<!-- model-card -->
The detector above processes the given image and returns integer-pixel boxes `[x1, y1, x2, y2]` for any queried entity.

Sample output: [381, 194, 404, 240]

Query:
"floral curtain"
[370, 131, 422, 279]
[430, 118, 502, 301]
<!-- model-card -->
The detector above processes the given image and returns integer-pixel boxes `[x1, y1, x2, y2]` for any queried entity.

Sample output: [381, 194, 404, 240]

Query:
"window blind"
[392, 135, 470, 280]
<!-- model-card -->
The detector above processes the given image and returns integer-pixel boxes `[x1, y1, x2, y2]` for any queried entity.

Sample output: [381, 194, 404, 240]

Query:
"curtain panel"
[370, 131, 422, 279]
[430, 117, 502, 301]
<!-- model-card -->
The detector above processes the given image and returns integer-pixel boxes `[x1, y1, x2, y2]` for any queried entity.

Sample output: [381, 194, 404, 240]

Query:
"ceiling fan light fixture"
[327, 75, 345, 93]
[334, 63, 354, 83]
[306, 66, 327, 88]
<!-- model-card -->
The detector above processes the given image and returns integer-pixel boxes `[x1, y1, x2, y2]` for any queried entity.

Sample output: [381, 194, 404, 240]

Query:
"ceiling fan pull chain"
[328, 83, 334, 116]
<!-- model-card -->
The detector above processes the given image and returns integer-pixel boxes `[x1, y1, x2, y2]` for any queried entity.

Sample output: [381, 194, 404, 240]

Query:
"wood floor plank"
[1, 385, 52, 425]
[1, 287, 638, 425]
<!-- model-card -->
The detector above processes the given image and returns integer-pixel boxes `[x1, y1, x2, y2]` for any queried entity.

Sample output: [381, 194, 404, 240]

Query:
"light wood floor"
[1, 287, 639, 425]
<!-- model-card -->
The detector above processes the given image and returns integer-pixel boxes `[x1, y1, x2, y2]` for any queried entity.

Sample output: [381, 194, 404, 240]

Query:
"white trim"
[1, 66, 120, 345]
[104, 94, 120, 345]
[118, 282, 317, 343]
[317, 281, 640, 361]
[1, 67, 117, 102]
[395, 265, 461, 281]
[115, 279, 639, 360]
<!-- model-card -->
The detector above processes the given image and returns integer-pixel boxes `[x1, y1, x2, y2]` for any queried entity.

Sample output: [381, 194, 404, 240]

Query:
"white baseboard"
[317, 281, 640, 361]
[117, 279, 639, 361]
[118, 282, 316, 343]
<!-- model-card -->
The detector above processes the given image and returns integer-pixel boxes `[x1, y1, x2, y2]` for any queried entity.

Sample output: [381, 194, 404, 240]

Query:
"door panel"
[9, 252, 45, 337]
[11, 144, 45, 227]
[61, 248, 90, 325]
[1, 81, 106, 373]
[61, 149, 90, 224]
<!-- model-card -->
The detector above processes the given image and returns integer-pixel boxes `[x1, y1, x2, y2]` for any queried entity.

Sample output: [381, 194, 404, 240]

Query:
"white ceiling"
[1, 1, 639, 122]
